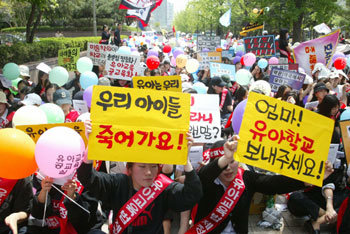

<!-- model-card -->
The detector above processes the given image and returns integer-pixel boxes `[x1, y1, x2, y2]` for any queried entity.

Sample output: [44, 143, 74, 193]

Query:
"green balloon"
[77, 57, 93, 73]
[3, 63, 20, 80]
[49, 66, 69, 87]
[12, 78, 22, 88]
[39, 103, 65, 124]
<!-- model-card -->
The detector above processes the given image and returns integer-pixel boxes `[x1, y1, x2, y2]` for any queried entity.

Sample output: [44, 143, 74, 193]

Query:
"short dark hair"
[318, 94, 339, 117]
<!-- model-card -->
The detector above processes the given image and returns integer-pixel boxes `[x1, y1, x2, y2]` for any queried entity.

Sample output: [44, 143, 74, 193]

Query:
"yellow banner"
[133, 75, 182, 92]
[340, 120, 350, 164]
[16, 122, 87, 146]
[235, 92, 334, 186]
[58, 47, 80, 71]
[88, 86, 190, 164]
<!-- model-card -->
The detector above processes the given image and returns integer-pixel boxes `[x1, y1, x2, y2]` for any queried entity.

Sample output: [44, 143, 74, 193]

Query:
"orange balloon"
[216, 48, 223, 52]
[0, 128, 37, 179]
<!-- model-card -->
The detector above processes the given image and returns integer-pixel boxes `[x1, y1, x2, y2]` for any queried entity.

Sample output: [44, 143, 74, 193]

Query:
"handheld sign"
[197, 52, 222, 69]
[87, 43, 119, 66]
[269, 64, 299, 72]
[197, 35, 221, 52]
[88, 86, 190, 164]
[16, 122, 87, 146]
[105, 54, 141, 80]
[340, 120, 350, 164]
[58, 47, 80, 71]
[210, 62, 236, 81]
[269, 67, 306, 92]
[243, 35, 276, 58]
[133, 75, 182, 92]
[236, 92, 334, 186]
[190, 94, 221, 143]
[73, 100, 89, 114]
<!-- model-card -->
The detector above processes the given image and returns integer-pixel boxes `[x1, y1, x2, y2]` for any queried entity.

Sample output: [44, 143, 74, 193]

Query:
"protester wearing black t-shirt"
[207, 77, 233, 119]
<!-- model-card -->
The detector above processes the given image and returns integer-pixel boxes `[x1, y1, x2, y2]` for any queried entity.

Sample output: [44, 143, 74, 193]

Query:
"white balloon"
[13, 105, 48, 126]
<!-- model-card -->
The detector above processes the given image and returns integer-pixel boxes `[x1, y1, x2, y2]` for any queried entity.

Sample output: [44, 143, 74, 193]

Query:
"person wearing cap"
[191, 139, 334, 234]
[0, 91, 15, 128]
[20, 93, 42, 107]
[309, 82, 329, 104]
[53, 89, 79, 122]
[208, 77, 233, 120]
[19, 65, 31, 82]
[34, 70, 50, 98]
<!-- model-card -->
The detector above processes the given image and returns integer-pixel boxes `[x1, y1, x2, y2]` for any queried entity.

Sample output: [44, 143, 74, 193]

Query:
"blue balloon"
[340, 109, 350, 121]
[347, 57, 350, 67]
[80, 71, 98, 90]
[118, 46, 131, 55]
[258, 58, 268, 69]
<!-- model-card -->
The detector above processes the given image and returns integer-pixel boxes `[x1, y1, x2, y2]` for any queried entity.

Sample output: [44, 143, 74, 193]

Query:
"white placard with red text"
[105, 53, 141, 81]
[87, 43, 119, 66]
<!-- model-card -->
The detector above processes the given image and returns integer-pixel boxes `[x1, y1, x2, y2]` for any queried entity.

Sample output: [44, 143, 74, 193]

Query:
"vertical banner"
[340, 120, 350, 164]
[105, 54, 141, 80]
[58, 47, 80, 71]
[197, 52, 222, 69]
[190, 94, 221, 143]
[133, 75, 182, 92]
[87, 43, 119, 66]
[88, 86, 190, 164]
[293, 30, 340, 76]
[269, 68, 306, 92]
[210, 62, 236, 81]
[243, 35, 276, 58]
[236, 92, 334, 186]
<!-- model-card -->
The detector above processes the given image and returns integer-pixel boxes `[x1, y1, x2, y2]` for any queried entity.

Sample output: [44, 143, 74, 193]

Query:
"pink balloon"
[243, 53, 256, 67]
[268, 57, 279, 65]
[171, 57, 176, 67]
[35, 127, 85, 178]
[83, 85, 94, 108]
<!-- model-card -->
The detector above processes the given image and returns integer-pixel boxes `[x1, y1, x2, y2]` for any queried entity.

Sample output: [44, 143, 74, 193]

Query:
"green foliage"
[1, 25, 139, 32]
[0, 36, 99, 67]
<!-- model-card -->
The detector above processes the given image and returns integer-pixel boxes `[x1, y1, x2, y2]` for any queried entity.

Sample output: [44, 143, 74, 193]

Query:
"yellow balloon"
[176, 55, 188, 68]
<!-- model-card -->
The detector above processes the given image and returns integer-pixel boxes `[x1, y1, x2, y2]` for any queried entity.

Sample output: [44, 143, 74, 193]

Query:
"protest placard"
[176, 146, 203, 171]
[305, 101, 319, 110]
[222, 50, 235, 60]
[235, 92, 334, 186]
[16, 122, 87, 146]
[328, 144, 339, 165]
[269, 67, 306, 92]
[58, 47, 80, 71]
[190, 94, 221, 143]
[293, 30, 340, 75]
[87, 43, 119, 66]
[269, 64, 299, 72]
[197, 35, 221, 52]
[210, 62, 236, 81]
[243, 35, 276, 57]
[133, 75, 182, 92]
[105, 53, 141, 80]
[340, 120, 350, 164]
[197, 52, 222, 69]
[88, 86, 190, 164]
[73, 100, 89, 114]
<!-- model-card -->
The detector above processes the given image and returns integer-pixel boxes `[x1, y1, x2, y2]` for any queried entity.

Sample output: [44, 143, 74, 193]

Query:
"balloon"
[131, 47, 137, 52]
[332, 52, 346, 64]
[118, 46, 131, 55]
[0, 128, 37, 179]
[83, 85, 94, 108]
[233, 56, 241, 65]
[49, 66, 69, 86]
[334, 57, 347, 70]
[3, 63, 20, 80]
[145, 39, 151, 44]
[235, 51, 244, 57]
[249, 80, 271, 96]
[147, 49, 158, 57]
[76, 57, 93, 73]
[76, 112, 91, 122]
[39, 103, 65, 124]
[192, 82, 208, 94]
[268, 57, 279, 65]
[216, 47, 223, 52]
[173, 48, 184, 58]
[243, 53, 256, 67]
[13, 105, 48, 126]
[80, 71, 98, 90]
[235, 69, 252, 86]
[186, 59, 200, 73]
[35, 127, 85, 178]
[347, 57, 350, 67]
[154, 36, 158, 40]
[257, 58, 268, 69]
[163, 45, 171, 53]
[171, 57, 176, 67]
[202, 48, 210, 52]
[340, 109, 350, 121]
[146, 56, 160, 70]
[240, 57, 245, 66]
[176, 54, 188, 68]
[131, 51, 140, 56]
[231, 99, 247, 134]
[236, 45, 245, 53]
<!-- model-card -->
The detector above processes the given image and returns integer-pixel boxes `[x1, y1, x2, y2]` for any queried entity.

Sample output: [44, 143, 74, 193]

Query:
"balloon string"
[36, 172, 90, 214]
[42, 191, 48, 227]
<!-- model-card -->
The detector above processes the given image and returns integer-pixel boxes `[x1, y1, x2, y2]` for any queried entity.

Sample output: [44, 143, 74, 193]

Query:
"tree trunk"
[29, 7, 42, 43]
[292, 0, 304, 43]
[26, 3, 37, 43]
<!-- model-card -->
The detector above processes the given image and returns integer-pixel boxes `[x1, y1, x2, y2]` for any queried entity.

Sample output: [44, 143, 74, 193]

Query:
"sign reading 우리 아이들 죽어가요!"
[197, 52, 222, 69]
[133, 75, 182, 92]
[87, 43, 119, 66]
[269, 67, 306, 92]
[190, 94, 221, 143]
[293, 30, 340, 76]
[105, 53, 142, 81]
[235, 92, 334, 186]
[58, 47, 80, 71]
[88, 86, 191, 164]
[16, 122, 87, 146]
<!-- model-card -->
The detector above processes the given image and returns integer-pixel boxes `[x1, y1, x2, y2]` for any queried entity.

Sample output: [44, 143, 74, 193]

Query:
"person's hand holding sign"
[184, 132, 195, 172]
